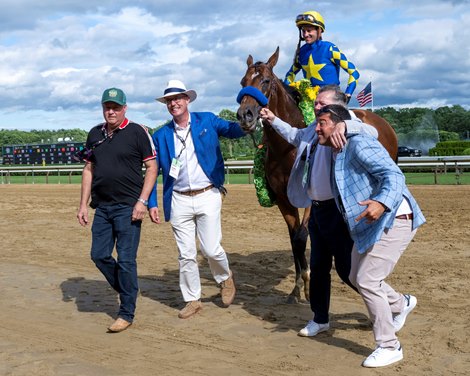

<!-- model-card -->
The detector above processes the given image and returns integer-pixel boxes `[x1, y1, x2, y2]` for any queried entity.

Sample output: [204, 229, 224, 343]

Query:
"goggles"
[296, 14, 325, 30]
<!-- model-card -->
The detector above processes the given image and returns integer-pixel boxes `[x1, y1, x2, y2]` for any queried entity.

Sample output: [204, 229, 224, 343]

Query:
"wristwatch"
[137, 198, 148, 206]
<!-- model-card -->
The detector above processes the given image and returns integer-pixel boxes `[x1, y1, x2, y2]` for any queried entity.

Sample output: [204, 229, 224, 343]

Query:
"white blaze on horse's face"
[250, 72, 260, 80]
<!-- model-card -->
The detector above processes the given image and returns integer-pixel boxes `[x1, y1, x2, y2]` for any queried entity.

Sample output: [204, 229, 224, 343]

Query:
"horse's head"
[236, 47, 280, 133]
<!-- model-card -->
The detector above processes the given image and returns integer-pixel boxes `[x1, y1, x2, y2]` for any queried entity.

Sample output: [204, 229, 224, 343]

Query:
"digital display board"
[1, 142, 86, 165]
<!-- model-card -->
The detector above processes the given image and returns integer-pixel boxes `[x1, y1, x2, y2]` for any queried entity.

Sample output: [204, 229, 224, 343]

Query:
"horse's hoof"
[286, 295, 299, 304]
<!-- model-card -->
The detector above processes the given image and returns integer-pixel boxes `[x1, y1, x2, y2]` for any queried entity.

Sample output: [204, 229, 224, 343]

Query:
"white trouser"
[350, 219, 417, 349]
[170, 187, 230, 302]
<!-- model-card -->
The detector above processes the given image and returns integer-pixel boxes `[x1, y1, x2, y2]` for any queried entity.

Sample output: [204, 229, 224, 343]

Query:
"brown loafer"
[178, 300, 202, 319]
[220, 270, 236, 307]
[108, 318, 132, 333]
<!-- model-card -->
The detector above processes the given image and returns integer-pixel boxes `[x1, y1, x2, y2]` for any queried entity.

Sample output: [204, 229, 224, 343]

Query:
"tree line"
[1, 105, 469, 158]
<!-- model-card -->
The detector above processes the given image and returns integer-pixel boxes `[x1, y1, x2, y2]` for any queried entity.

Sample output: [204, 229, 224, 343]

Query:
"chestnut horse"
[236, 47, 398, 303]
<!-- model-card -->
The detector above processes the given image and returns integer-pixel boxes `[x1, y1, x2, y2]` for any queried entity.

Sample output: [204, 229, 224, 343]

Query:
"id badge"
[169, 158, 182, 179]
[302, 159, 310, 187]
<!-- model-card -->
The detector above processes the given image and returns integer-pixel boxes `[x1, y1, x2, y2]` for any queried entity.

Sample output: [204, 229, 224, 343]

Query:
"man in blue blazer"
[315, 104, 426, 368]
[148, 80, 245, 319]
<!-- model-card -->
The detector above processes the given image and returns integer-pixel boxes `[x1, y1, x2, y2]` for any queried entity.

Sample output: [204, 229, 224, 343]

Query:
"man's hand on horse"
[260, 108, 275, 123]
[329, 121, 347, 149]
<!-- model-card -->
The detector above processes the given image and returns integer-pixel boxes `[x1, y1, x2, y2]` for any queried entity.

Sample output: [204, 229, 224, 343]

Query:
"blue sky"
[0, 0, 469, 131]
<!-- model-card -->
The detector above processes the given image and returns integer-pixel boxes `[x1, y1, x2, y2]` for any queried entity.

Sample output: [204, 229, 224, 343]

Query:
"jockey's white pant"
[170, 187, 231, 302]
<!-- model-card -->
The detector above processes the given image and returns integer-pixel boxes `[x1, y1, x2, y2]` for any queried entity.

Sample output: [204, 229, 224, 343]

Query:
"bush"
[429, 140, 470, 156]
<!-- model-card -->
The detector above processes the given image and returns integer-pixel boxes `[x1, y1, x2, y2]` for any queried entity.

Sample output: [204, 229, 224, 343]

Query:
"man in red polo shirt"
[77, 88, 157, 333]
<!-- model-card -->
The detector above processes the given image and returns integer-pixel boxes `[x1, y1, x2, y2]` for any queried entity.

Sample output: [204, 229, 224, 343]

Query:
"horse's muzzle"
[237, 107, 258, 134]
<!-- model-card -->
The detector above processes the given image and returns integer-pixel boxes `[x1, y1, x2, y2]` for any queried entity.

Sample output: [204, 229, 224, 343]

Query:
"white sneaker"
[393, 294, 417, 332]
[298, 320, 330, 337]
[362, 344, 403, 368]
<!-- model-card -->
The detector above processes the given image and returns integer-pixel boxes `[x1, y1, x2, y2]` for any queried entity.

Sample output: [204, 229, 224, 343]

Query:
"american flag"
[356, 82, 373, 107]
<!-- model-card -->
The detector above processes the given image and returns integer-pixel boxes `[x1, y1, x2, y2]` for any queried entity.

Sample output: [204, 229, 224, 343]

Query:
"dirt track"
[0, 184, 468, 375]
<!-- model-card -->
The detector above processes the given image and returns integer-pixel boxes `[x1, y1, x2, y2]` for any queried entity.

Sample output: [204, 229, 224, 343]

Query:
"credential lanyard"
[302, 140, 319, 188]
[174, 126, 191, 159]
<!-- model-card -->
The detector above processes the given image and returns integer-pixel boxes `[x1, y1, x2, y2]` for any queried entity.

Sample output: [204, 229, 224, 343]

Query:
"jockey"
[284, 10, 360, 104]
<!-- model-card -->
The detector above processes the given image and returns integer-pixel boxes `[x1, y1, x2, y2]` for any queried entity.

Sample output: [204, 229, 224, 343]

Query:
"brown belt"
[395, 213, 413, 220]
[174, 184, 214, 197]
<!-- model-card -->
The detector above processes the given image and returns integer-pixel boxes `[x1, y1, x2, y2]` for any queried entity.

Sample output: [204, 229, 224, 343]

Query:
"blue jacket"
[148, 112, 245, 221]
[332, 133, 426, 254]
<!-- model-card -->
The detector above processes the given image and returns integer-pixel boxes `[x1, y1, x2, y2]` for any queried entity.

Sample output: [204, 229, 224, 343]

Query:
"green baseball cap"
[101, 88, 126, 105]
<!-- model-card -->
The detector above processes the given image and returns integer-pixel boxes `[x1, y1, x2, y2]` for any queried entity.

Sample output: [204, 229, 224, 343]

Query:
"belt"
[395, 213, 413, 220]
[312, 198, 336, 207]
[174, 184, 214, 197]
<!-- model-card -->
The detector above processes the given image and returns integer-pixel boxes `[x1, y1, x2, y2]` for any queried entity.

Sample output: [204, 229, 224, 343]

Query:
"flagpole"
[370, 77, 374, 112]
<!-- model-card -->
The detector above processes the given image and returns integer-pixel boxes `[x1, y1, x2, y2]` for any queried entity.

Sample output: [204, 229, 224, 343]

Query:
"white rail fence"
[1, 156, 469, 185]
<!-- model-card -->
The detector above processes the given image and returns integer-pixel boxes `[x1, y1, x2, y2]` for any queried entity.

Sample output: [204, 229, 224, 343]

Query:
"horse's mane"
[283, 82, 301, 105]
[252, 61, 301, 105]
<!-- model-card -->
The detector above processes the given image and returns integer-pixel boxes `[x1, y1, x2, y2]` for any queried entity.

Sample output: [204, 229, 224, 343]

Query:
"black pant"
[308, 199, 356, 324]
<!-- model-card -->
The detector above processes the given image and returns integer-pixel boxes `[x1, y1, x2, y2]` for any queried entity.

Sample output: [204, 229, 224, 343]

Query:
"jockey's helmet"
[295, 11, 325, 32]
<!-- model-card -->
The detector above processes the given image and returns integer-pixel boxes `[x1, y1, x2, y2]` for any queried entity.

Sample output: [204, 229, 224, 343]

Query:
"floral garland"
[253, 143, 276, 207]
[252, 80, 318, 208]
[289, 79, 320, 125]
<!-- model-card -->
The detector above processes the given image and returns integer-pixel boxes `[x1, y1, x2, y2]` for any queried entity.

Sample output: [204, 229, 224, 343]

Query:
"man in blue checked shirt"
[260, 85, 378, 340]
[315, 104, 426, 368]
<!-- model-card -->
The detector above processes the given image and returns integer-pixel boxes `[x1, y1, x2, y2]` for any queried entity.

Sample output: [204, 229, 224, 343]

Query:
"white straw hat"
[156, 80, 197, 103]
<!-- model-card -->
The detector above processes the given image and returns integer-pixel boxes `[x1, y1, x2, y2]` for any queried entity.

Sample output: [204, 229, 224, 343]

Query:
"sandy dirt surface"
[0, 184, 469, 375]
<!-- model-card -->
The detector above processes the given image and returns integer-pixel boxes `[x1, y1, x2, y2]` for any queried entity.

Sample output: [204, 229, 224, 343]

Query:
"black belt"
[311, 198, 336, 207]
[174, 184, 214, 197]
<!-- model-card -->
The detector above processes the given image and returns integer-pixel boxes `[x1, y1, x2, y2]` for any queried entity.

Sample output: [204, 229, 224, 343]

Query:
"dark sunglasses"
[73, 134, 107, 162]
[317, 107, 341, 119]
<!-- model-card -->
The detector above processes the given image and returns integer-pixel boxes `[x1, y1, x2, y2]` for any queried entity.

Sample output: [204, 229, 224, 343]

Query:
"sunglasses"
[165, 95, 188, 105]
[317, 107, 342, 119]
[73, 134, 108, 162]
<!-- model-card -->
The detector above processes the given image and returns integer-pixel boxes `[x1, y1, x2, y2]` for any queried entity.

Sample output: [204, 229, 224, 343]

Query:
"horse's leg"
[298, 206, 311, 300]
[300, 206, 310, 231]
[277, 200, 310, 304]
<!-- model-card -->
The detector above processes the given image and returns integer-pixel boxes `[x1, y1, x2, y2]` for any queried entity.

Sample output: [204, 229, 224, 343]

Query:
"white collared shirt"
[307, 111, 374, 201]
[172, 115, 212, 191]
[307, 145, 334, 201]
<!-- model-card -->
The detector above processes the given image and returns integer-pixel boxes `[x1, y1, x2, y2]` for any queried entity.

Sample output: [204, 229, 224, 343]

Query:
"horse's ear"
[267, 47, 279, 69]
[247, 55, 253, 67]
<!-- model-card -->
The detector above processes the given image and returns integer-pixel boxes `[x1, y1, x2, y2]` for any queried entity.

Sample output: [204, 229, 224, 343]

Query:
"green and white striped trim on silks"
[253, 144, 276, 207]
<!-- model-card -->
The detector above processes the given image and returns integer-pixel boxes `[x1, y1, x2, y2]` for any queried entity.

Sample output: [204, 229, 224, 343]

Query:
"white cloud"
[0, 0, 469, 130]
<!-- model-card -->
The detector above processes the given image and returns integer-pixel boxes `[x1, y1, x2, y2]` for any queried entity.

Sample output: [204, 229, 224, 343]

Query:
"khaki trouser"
[350, 219, 417, 349]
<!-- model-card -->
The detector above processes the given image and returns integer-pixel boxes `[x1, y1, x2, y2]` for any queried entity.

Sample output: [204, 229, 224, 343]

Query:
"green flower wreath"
[290, 79, 318, 125]
[252, 80, 317, 208]
[253, 144, 276, 207]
